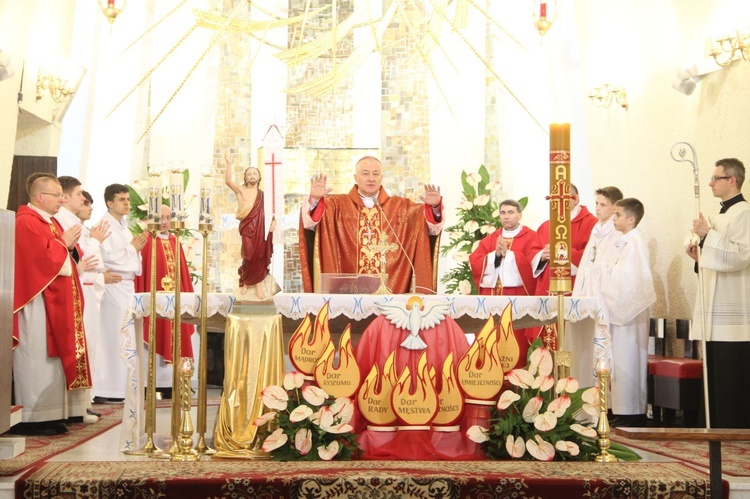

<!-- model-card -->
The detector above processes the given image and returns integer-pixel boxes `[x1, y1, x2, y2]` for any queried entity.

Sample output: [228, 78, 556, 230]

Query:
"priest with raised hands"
[12, 173, 93, 435]
[299, 156, 444, 294]
[134, 205, 195, 398]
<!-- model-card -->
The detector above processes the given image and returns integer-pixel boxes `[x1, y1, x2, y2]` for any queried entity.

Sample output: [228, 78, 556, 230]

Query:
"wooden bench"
[614, 427, 750, 499]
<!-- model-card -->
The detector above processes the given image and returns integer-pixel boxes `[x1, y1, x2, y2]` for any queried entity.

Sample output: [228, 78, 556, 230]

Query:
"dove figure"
[377, 299, 451, 350]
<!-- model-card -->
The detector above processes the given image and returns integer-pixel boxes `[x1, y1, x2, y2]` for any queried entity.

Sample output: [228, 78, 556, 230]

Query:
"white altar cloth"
[119, 292, 609, 452]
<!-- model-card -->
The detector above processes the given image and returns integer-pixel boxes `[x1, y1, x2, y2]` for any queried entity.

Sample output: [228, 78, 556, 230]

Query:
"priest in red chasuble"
[299, 156, 444, 294]
[13, 173, 92, 434]
[469, 199, 536, 367]
[134, 205, 195, 391]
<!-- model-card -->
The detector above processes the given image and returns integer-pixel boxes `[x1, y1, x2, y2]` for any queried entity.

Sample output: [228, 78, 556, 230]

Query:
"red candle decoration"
[540, 2, 547, 18]
[108, 0, 115, 7]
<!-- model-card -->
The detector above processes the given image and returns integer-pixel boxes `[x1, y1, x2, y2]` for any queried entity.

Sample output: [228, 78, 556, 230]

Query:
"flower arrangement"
[467, 341, 640, 461]
[440, 165, 527, 294]
[254, 371, 361, 461]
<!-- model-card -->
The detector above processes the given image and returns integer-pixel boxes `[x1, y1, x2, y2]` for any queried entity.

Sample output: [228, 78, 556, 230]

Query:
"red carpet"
[613, 435, 750, 477]
[0, 404, 122, 477]
[17, 459, 724, 498]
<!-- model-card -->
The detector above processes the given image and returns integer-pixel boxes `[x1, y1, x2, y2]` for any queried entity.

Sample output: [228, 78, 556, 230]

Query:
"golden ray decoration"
[120, 0, 190, 56]
[136, 1, 245, 142]
[194, 5, 329, 33]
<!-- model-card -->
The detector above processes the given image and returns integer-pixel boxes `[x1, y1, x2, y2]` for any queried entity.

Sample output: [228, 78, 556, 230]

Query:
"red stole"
[237, 190, 273, 287]
[134, 234, 195, 361]
[299, 186, 439, 294]
[13, 205, 92, 390]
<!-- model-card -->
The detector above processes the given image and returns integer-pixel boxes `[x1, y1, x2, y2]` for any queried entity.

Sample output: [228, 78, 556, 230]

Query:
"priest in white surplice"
[687, 158, 750, 429]
[95, 184, 147, 402]
[599, 198, 655, 426]
[567, 186, 624, 385]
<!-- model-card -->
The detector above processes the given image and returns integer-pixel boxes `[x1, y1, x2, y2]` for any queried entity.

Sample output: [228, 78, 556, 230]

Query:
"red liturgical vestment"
[134, 234, 195, 360]
[300, 186, 441, 294]
[13, 205, 92, 390]
[237, 190, 273, 288]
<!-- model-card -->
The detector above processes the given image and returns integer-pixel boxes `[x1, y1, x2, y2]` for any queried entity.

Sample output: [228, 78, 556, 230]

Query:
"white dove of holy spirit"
[377, 298, 451, 350]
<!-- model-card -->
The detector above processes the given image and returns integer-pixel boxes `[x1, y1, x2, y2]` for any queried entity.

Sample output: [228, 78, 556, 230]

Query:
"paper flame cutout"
[391, 352, 438, 426]
[496, 303, 521, 372]
[314, 324, 361, 399]
[457, 317, 504, 400]
[431, 352, 464, 426]
[288, 302, 332, 375]
[358, 352, 398, 426]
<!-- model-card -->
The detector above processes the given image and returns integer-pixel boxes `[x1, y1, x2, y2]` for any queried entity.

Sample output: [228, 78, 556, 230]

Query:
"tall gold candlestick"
[168, 218, 185, 456]
[172, 357, 198, 461]
[595, 358, 618, 463]
[195, 222, 216, 455]
[125, 223, 162, 456]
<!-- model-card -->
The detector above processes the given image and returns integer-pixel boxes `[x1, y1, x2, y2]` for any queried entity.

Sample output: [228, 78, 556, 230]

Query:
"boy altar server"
[599, 198, 656, 426]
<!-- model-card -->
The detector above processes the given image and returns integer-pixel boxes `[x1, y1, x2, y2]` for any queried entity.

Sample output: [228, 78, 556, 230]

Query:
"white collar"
[501, 225, 523, 237]
[27, 203, 53, 222]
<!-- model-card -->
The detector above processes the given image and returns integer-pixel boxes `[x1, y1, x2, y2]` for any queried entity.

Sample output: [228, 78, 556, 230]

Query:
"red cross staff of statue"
[547, 122, 573, 380]
[258, 123, 285, 235]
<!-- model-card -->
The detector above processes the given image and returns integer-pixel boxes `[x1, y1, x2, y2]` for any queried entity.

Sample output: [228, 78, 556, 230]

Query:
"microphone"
[372, 197, 418, 294]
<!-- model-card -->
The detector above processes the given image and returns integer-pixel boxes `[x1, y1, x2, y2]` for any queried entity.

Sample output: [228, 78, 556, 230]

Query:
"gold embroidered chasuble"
[300, 186, 439, 294]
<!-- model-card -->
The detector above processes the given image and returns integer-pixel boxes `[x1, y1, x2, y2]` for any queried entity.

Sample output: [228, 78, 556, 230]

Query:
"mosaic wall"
[210, 0, 254, 293]
[484, 14, 502, 183]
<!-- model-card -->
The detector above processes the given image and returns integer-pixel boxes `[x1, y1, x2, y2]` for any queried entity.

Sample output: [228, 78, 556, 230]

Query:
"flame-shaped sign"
[431, 352, 464, 426]
[457, 318, 504, 400]
[357, 352, 398, 426]
[390, 352, 438, 426]
[314, 324, 361, 398]
[496, 303, 521, 372]
[288, 302, 332, 375]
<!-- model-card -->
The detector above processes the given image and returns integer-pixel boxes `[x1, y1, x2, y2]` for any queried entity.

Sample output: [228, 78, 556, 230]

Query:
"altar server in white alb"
[598, 198, 655, 427]
[567, 186, 624, 385]
[95, 184, 147, 402]
[687, 158, 750, 429]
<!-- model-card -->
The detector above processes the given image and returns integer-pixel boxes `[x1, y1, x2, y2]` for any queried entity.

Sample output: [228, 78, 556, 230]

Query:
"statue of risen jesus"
[224, 150, 277, 301]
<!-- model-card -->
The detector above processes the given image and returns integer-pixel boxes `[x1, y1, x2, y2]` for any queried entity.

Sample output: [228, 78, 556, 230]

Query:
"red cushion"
[654, 358, 703, 379]
[647, 355, 666, 374]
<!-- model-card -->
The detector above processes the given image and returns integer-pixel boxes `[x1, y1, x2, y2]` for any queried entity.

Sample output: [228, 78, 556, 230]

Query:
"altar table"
[119, 292, 609, 454]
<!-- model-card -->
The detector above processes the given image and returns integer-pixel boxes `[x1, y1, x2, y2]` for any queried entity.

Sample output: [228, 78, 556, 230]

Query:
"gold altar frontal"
[213, 307, 285, 459]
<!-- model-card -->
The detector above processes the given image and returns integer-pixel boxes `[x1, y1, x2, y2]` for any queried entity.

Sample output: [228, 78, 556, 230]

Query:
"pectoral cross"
[370, 234, 398, 295]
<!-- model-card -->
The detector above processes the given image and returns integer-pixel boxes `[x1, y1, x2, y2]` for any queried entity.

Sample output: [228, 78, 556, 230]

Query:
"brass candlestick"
[195, 223, 216, 455]
[553, 292, 572, 382]
[595, 359, 618, 463]
[168, 220, 185, 456]
[125, 222, 163, 456]
[172, 357, 199, 461]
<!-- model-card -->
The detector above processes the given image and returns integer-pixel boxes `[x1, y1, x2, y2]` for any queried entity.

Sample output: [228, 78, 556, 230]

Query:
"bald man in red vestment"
[13, 173, 92, 435]
[299, 156, 444, 294]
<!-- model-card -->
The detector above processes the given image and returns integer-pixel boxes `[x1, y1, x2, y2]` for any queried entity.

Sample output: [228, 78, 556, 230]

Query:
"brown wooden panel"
[6, 155, 57, 212]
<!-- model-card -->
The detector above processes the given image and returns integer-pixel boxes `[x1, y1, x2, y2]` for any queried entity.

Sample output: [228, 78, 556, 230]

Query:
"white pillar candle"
[200, 175, 213, 224]
[169, 171, 184, 221]
[147, 174, 162, 224]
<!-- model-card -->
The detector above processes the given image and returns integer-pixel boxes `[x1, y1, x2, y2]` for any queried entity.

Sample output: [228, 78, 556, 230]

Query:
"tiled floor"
[2, 392, 749, 499]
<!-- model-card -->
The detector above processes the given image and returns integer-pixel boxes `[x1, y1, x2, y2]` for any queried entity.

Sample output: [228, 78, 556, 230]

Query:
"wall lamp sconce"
[587, 85, 628, 110]
[707, 29, 750, 66]
[99, 0, 127, 24]
[36, 64, 85, 103]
